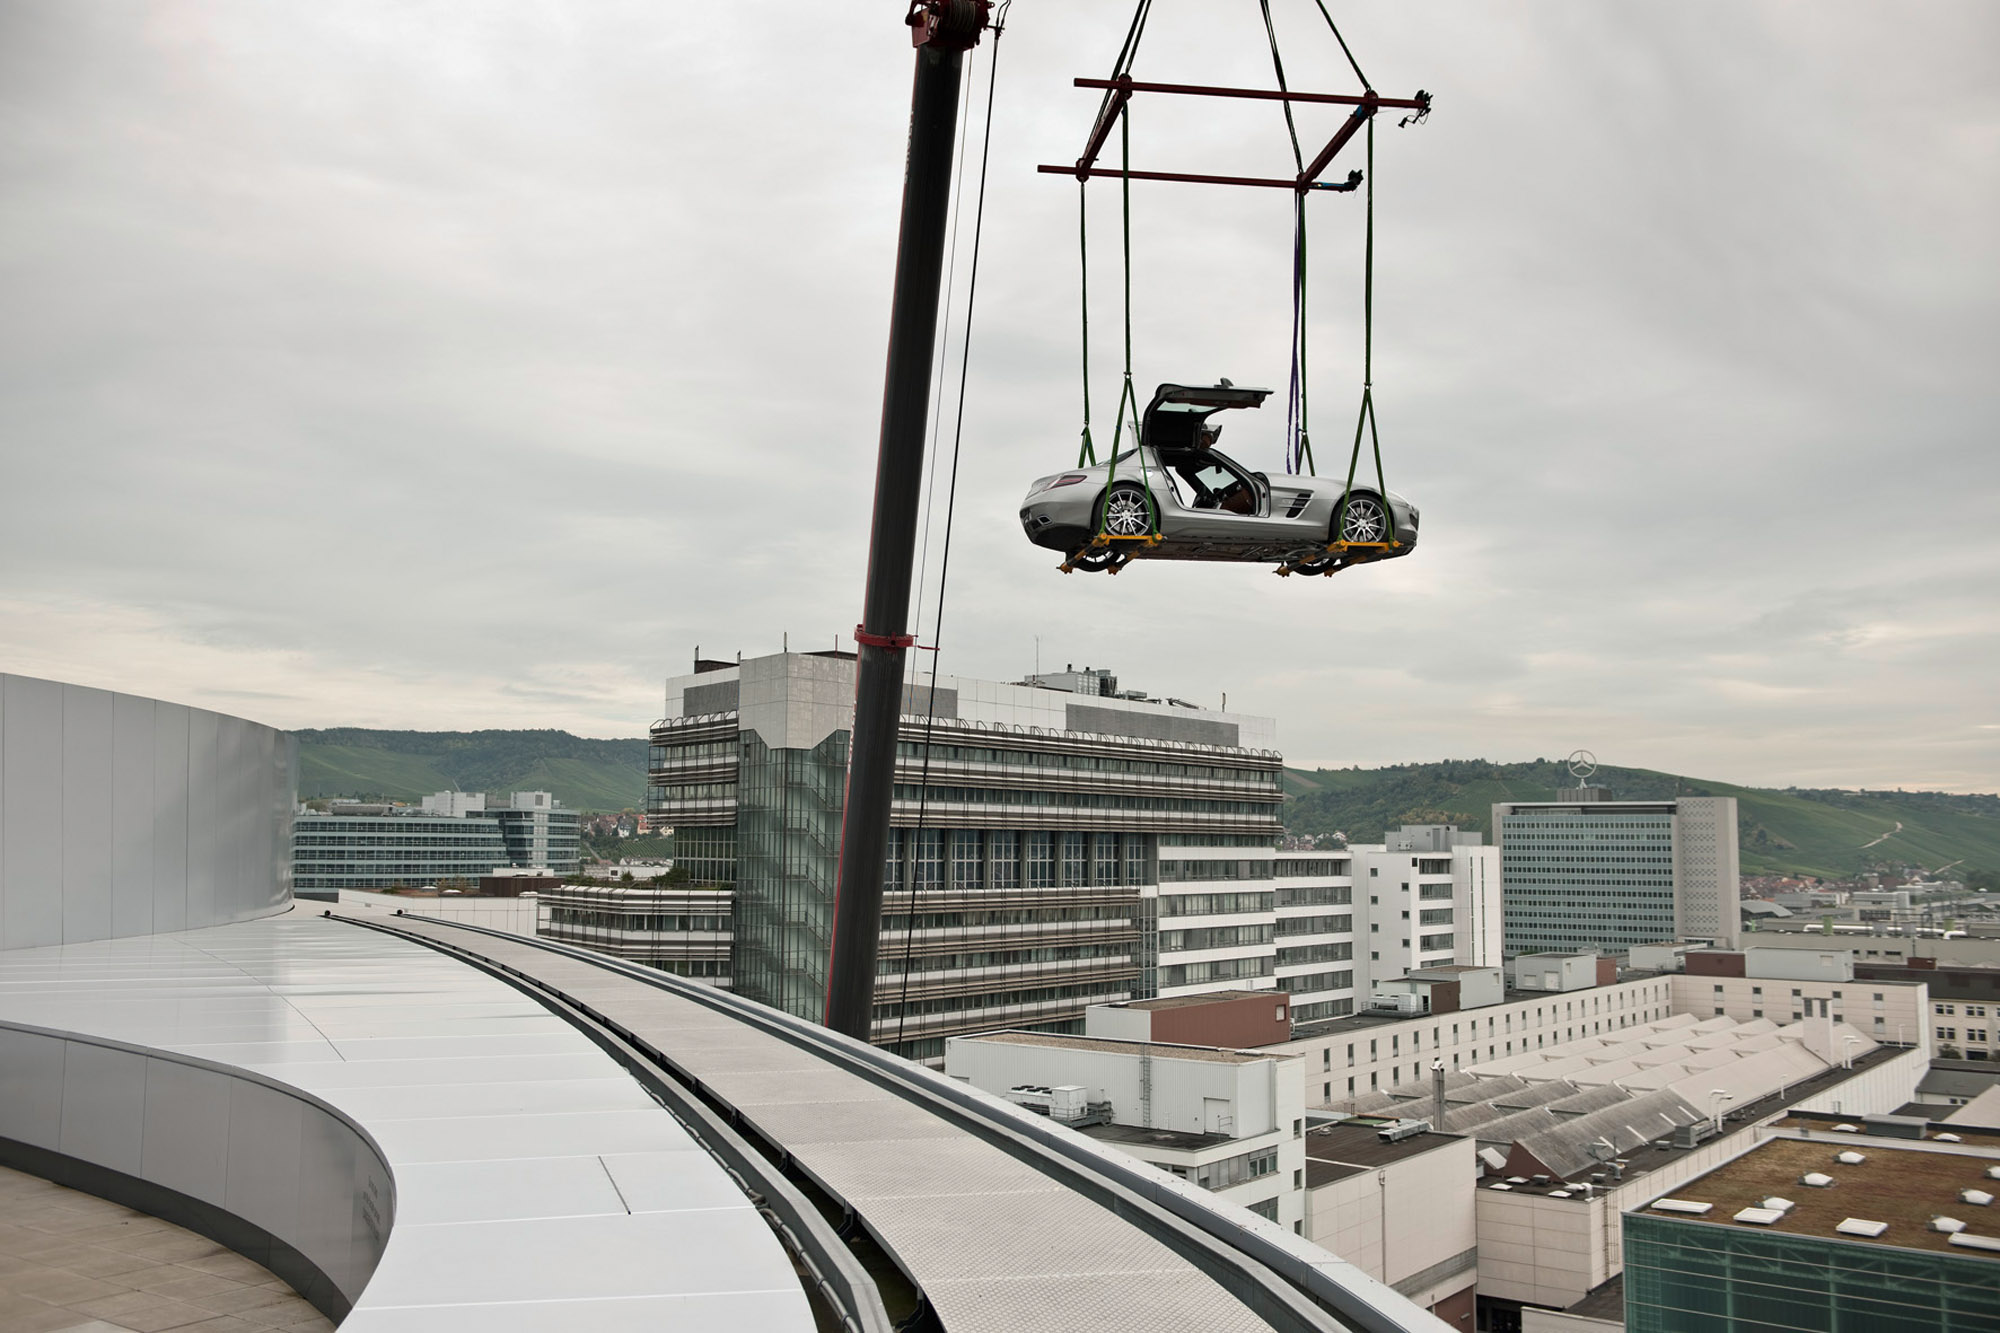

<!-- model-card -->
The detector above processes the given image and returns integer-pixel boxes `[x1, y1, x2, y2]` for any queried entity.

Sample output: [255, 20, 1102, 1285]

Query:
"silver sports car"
[1020, 382, 1419, 575]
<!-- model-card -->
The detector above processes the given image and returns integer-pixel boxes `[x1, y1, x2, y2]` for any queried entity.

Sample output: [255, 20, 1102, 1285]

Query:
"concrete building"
[1495, 793, 1741, 958]
[945, 1029, 1308, 1230]
[1621, 1125, 2000, 1331]
[483, 789, 582, 874]
[1304, 1119, 1479, 1327]
[649, 651, 1284, 1061]
[537, 879, 733, 983]
[1350, 825, 1501, 992]
[943, 1023, 1480, 1325]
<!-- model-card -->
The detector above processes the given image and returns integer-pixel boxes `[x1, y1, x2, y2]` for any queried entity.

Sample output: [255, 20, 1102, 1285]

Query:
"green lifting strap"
[1097, 103, 1155, 535]
[1077, 177, 1095, 467]
[1338, 114, 1394, 544]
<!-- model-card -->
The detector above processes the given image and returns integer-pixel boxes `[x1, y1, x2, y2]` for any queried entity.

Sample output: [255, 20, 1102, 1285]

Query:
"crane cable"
[894, 2, 1007, 1056]
[1076, 0, 1154, 471]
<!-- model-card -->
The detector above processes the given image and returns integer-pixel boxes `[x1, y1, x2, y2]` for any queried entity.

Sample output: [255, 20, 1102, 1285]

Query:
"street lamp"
[1708, 1089, 1736, 1136]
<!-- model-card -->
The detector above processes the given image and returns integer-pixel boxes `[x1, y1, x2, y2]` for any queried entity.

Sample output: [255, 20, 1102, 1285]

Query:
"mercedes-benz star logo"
[1566, 749, 1598, 780]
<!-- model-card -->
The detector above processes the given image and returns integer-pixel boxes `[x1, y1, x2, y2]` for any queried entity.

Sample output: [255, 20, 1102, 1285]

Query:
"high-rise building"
[649, 651, 1285, 1062]
[1494, 792, 1739, 957]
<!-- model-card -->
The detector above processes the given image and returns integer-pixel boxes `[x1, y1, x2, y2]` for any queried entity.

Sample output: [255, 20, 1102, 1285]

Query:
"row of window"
[885, 829, 1147, 890]
[1277, 859, 1351, 877]
[891, 784, 1277, 816]
[892, 740, 1280, 786]
[1157, 891, 1275, 918]
[1158, 859, 1272, 883]
[1276, 885, 1354, 907]
[1159, 956, 1272, 988]
[1150, 1146, 1279, 1192]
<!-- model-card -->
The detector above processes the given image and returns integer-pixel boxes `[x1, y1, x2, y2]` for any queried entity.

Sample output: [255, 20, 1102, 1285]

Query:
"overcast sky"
[2, 2, 1995, 792]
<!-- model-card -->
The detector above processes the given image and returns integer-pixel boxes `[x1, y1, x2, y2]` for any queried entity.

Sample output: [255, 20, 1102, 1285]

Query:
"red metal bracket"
[907, 0, 992, 51]
[853, 625, 939, 652]
[1040, 77, 1430, 195]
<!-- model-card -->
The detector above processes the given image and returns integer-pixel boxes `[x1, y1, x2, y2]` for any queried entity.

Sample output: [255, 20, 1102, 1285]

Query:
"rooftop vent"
[1832, 1123, 1860, 1133]
[1962, 1190, 1995, 1207]
[1488, 1182, 1513, 1191]
[1835, 1151, 1867, 1165]
[1801, 1173, 1835, 1188]
[1950, 1233, 2000, 1253]
[1936, 1133, 1963, 1143]
[1650, 1198, 1714, 1215]
[1762, 1197, 1796, 1213]
[1836, 1218, 1888, 1238]
[1988, 1166, 2000, 1181]
[1933, 1217, 1967, 1234]
[1734, 1207, 1785, 1226]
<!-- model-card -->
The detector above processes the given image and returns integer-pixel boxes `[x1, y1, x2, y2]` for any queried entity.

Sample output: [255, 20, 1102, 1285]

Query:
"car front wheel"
[1337, 492, 1389, 544]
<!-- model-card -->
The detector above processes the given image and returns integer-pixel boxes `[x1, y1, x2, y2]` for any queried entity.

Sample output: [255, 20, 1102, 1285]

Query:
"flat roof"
[1080, 1122, 1234, 1152]
[1286, 976, 1671, 1042]
[1118, 990, 1272, 1011]
[1303, 1121, 1457, 1188]
[1648, 1134, 2000, 1257]
[964, 1031, 1272, 1065]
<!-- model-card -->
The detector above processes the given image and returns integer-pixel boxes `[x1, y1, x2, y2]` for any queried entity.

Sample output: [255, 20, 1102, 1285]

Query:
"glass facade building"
[647, 652, 1287, 1062]
[293, 813, 508, 897]
[292, 790, 580, 898]
[1496, 806, 1677, 956]
[1624, 1213, 2000, 1332]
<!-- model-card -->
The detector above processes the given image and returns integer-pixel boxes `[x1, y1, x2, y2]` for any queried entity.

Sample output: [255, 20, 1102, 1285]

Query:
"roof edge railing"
[349, 912, 1447, 1333]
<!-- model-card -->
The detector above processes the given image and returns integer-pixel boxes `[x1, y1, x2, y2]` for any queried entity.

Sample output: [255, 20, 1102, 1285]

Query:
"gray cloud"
[1, 1, 1994, 791]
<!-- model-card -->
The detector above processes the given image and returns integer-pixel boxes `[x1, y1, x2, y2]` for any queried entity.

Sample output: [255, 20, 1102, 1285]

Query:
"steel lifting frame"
[1037, 77, 1428, 193]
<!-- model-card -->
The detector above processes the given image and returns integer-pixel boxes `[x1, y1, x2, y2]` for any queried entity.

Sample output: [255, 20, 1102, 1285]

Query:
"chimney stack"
[1431, 1058, 1447, 1130]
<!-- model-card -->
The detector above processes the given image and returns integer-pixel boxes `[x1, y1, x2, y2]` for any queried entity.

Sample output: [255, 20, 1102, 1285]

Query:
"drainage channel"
[329, 910, 921, 1333]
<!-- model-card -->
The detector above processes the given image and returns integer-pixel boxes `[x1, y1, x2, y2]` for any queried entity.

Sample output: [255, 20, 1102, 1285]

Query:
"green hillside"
[1283, 759, 2000, 880]
[297, 729, 646, 812]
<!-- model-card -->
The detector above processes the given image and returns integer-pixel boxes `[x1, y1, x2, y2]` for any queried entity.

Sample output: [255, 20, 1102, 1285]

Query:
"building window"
[1026, 831, 1055, 888]
[1061, 832, 1087, 887]
[989, 830, 1020, 889]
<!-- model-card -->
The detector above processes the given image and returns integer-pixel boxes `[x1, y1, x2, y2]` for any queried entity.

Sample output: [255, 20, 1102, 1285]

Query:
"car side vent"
[1285, 492, 1312, 518]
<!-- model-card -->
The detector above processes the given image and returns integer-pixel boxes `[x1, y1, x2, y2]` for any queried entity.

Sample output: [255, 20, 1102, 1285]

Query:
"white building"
[945, 1030, 1309, 1231]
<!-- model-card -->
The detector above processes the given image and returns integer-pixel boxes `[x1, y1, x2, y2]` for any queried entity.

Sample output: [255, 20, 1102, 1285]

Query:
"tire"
[1336, 491, 1389, 544]
[1068, 547, 1119, 573]
[1097, 481, 1158, 539]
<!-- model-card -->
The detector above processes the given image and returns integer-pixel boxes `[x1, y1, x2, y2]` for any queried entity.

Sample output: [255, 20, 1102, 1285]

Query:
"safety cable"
[1077, 0, 1153, 480]
[894, 4, 1006, 1055]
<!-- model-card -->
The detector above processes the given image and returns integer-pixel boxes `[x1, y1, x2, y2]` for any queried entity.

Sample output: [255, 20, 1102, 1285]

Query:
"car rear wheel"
[1337, 492, 1388, 544]
[1097, 481, 1157, 539]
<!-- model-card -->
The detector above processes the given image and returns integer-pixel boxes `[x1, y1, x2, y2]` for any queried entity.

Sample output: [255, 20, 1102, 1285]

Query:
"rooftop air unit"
[1377, 1119, 1432, 1143]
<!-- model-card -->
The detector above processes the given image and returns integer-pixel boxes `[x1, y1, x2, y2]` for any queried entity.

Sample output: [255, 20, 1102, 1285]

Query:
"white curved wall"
[0, 673, 295, 949]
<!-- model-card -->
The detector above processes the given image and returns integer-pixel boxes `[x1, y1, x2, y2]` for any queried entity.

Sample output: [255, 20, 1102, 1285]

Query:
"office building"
[1350, 824, 1501, 991]
[1494, 792, 1741, 958]
[537, 879, 733, 983]
[1622, 1128, 2000, 1331]
[292, 789, 578, 899]
[293, 808, 508, 898]
[650, 651, 1284, 1061]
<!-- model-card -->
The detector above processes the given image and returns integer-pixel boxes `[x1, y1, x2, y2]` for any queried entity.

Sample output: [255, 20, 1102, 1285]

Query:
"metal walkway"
[332, 911, 1439, 1333]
